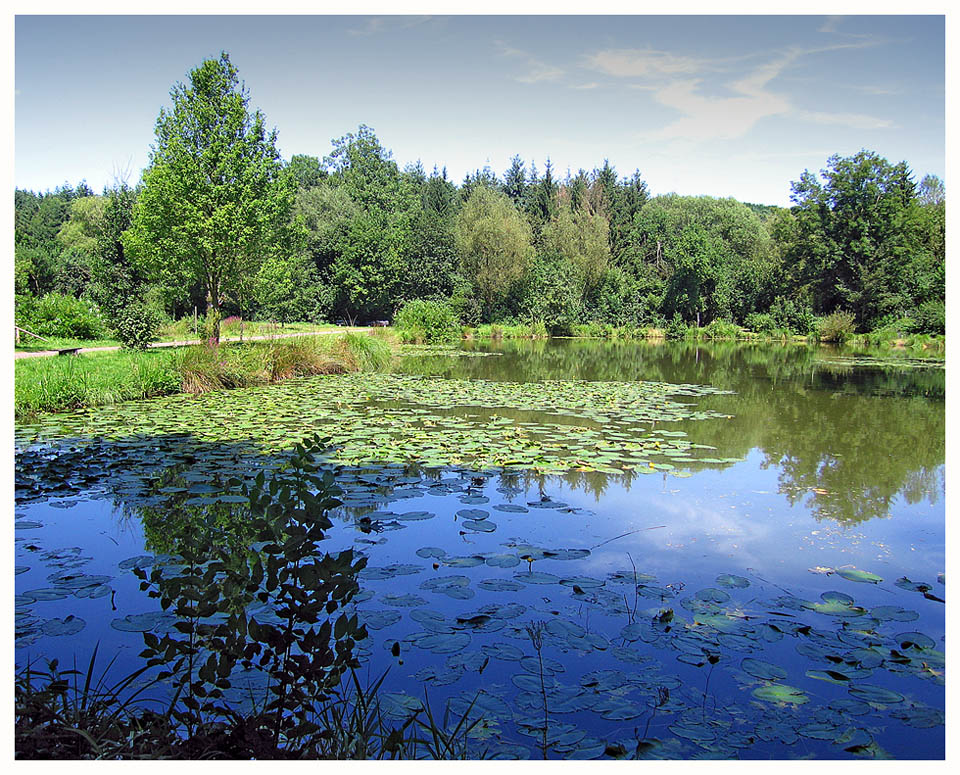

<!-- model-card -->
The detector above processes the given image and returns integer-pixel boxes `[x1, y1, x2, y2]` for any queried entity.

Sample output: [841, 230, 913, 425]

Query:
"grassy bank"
[14, 319, 346, 353]
[14, 333, 392, 419]
[460, 321, 945, 351]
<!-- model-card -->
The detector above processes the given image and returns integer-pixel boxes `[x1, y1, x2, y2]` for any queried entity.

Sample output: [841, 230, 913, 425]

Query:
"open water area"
[14, 338, 945, 759]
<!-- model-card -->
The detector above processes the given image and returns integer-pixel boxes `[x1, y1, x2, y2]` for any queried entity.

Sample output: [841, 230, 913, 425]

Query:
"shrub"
[393, 299, 459, 344]
[16, 293, 107, 340]
[819, 310, 857, 343]
[910, 300, 945, 335]
[114, 300, 161, 350]
[700, 319, 741, 341]
[665, 312, 688, 341]
[744, 312, 776, 335]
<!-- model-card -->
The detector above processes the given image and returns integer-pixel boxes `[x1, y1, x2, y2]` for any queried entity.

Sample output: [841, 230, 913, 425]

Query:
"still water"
[14, 339, 945, 759]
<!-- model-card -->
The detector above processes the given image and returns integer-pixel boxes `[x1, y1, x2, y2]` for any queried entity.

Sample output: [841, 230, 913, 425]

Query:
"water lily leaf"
[462, 519, 497, 533]
[806, 669, 852, 685]
[443, 555, 486, 568]
[413, 631, 471, 654]
[110, 612, 177, 632]
[380, 593, 427, 607]
[41, 615, 86, 636]
[396, 510, 436, 521]
[21, 588, 69, 601]
[894, 631, 936, 650]
[740, 658, 787, 682]
[478, 578, 525, 592]
[481, 642, 525, 661]
[513, 571, 560, 585]
[493, 504, 528, 513]
[118, 555, 155, 570]
[358, 610, 403, 630]
[869, 606, 919, 622]
[848, 685, 904, 704]
[483, 552, 520, 568]
[835, 567, 883, 584]
[890, 705, 945, 728]
[715, 573, 750, 589]
[752, 684, 809, 704]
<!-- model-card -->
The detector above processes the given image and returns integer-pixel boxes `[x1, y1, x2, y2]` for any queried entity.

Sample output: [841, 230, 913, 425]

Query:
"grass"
[15, 348, 183, 417]
[15, 319, 350, 352]
[15, 334, 395, 419]
[15, 654, 488, 760]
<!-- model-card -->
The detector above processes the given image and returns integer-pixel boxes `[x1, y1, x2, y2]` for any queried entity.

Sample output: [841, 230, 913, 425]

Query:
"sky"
[10, 6, 948, 207]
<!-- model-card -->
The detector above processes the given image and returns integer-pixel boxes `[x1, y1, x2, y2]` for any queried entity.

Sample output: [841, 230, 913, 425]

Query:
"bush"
[743, 312, 776, 335]
[819, 310, 857, 343]
[393, 299, 459, 343]
[114, 300, 161, 350]
[699, 319, 741, 340]
[665, 312, 688, 341]
[910, 300, 945, 335]
[16, 293, 107, 340]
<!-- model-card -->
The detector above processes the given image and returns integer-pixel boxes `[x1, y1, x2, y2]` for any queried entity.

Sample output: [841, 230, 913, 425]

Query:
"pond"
[14, 338, 945, 759]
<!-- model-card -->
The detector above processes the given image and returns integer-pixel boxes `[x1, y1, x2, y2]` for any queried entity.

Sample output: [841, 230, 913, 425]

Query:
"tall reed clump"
[818, 310, 857, 343]
[174, 334, 388, 393]
[333, 333, 393, 371]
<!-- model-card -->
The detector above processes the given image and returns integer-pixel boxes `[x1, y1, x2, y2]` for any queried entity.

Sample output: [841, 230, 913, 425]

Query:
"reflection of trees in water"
[17, 335, 944, 529]
[403, 339, 945, 524]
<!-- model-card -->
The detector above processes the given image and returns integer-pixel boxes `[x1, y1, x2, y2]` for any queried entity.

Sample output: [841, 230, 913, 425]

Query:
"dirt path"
[14, 328, 375, 359]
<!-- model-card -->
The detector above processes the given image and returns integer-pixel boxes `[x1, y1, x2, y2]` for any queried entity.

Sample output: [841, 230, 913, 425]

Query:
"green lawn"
[14, 321, 349, 352]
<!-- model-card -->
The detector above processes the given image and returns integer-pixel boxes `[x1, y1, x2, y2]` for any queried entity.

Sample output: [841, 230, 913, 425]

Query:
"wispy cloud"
[794, 110, 894, 130]
[584, 48, 706, 78]
[571, 82, 600, 91]
[854, 85, 903, 96]
[819, 16, 844, 35]
[585, 43, 891, 142]
[347, 16, 436, 37]
[497, 42, 564, 84]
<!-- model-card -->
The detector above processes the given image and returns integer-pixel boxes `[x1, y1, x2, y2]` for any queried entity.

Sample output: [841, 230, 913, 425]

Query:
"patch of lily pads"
[16, 372, 740, 476]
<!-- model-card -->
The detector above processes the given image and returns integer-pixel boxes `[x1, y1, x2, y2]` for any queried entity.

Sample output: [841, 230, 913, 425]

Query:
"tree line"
[14, 53, 946, 346]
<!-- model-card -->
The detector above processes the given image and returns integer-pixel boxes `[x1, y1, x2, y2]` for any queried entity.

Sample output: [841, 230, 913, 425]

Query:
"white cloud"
[591, 44, 893, 142]
[794, 110, 894, 130]
[497, 42, 564, 84]
[584, 48, 706, 78]
[347, 16, 435, 37]
[819, 16, 844, 35]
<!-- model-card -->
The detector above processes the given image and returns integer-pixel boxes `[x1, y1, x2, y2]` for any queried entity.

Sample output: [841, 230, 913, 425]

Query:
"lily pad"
[752, 684, 809, 705]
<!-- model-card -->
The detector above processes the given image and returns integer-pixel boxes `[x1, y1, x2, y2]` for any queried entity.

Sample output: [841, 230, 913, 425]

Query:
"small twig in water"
[589, 526, 665, 551]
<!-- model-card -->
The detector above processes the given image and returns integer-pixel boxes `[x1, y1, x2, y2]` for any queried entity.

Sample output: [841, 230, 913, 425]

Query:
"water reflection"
[14, 432, 945, 759]
[397, 339, 945, 524]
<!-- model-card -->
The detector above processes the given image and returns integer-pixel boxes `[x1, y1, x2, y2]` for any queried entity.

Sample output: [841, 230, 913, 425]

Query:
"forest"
[14, 54, 946, 348]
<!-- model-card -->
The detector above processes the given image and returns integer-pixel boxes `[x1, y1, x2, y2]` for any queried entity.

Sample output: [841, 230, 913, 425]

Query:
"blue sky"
[12, 9, 947, 206]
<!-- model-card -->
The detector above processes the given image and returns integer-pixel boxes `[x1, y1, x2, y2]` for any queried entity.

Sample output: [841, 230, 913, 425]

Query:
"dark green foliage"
[909, 299, 945, 335]
[89, 185, 161, 350]
[394, 299, 460, 343]
[133, 435, 367, 748]
[786, 151, 942, 329]
[12, 72, 943, 352]
[665, 312, 688, 341]
[14, 292, 106, 340]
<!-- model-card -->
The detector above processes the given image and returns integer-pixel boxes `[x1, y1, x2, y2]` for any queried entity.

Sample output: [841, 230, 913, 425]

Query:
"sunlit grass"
[15, 334, 395, 418]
